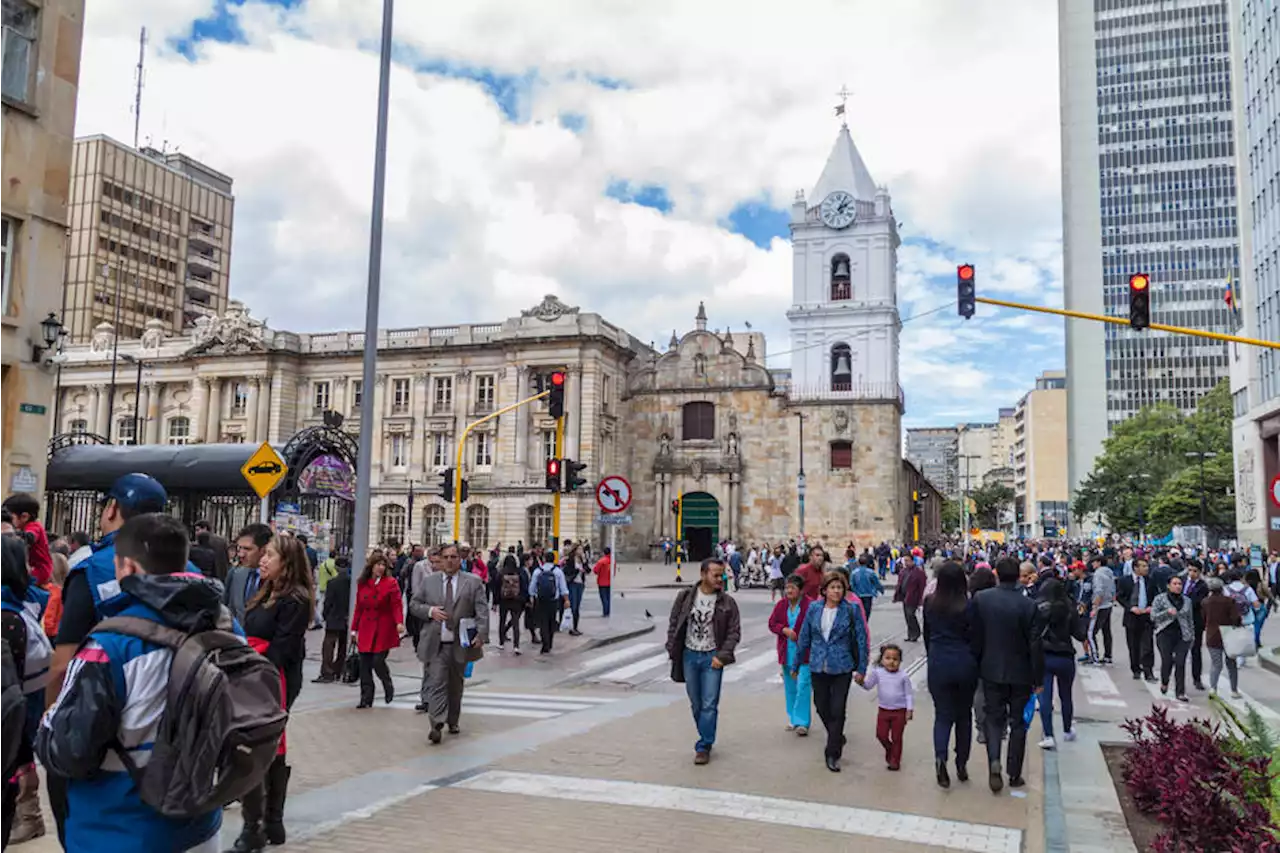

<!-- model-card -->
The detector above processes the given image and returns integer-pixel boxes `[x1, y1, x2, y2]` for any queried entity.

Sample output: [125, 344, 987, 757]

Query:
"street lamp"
[1184, 450, 1218, 538]
[33, 312, 64, 362]
[795, 411, 806, 538]
[102, 264, 124, 442]
[119, 353, 144, 445]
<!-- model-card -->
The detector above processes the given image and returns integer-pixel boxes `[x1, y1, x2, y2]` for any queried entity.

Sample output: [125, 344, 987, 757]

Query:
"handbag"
[341, 642, 360, 683]
[1220, 625, 1257, 659]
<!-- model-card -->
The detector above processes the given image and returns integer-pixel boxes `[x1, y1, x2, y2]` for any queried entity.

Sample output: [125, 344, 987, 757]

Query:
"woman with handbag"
[1202, 576, 1244, 698]
[350, 552, 405, 708]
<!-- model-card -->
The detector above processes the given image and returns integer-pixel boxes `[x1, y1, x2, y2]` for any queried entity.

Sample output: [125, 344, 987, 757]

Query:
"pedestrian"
[528, 555, 569, 655]
[1183, 561, 1209, 691]
[192, 519, 230, 581]
[42, 552, 69, 639]
[1089, 559, 1116, 665]
[561, 541, 588, 636]
[232, 533, 314, 850]
[1151, 574, 1193, 702]
[849, 553, 884, 620]
[36, 514, 225, 853]
[408, 543, 488, 745]
[858, 644, 914, 771]
[924, 560, 977, 788]
[1, 494, 52, 587]
[797, 571, 869, 773]
[1036, 578, 1086, 750]
[895, 555, 926, 642]
[1118, 558, 1157, 682]
[350, 552, 404, 708]
[768, 574, 813, 735]
[1201, 576, 1243, 698]
[767, 548, 785, 602]
[794, 545, 828, 600]
[665, 558, 741, 766]
[592, 547, 613, 617]
[226, 524, 274, 627]
[496, 552, 530, 654]
[970, 557, 1044, 794]
[313, 556, 351, 683]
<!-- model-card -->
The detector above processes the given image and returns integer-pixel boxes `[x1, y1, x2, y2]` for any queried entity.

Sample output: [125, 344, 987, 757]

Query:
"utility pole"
[958, 453, 980, 558]
[1128, 472, 1152, 543]
[795, 412, 806, 539]
[1185, 450, 1218, 540]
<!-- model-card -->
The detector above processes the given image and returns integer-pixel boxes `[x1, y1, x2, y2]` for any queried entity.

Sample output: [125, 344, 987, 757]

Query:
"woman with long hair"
[1036, 578, 1086, 749]
[923, 561, 976, 788]
[351, 551, 404, 708]
[232, 534, 315, 853]
[967, 564, 998, 744]
[796, 571, 870, 773]
[1151, 574, 1193, 703]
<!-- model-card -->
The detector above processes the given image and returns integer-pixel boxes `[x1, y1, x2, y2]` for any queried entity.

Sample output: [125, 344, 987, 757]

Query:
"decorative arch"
[830, 253, 851, 301]
[830, 343, 853, 392]
[378, 504, 406, 547]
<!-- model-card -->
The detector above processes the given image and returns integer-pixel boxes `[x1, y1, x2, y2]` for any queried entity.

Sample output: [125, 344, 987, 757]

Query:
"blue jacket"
[70, 531, 204, 619]
[797, 599, 869, 676]
[36, 572, 228, 853]
[847, 563, 883, 599]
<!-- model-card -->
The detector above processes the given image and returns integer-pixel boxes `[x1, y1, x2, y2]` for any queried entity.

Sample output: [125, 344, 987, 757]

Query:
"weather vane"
[835, 84, 851, 124]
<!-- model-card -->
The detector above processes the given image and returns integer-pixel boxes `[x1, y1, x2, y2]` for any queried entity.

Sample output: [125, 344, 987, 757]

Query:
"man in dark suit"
[225, 523, 272, 625]
[970, 557, 1044, 794]
[408, 542, 488, 745]
[1117, 558, 1157, 682]
[193, 519, 230, 582]
[1182, 560, 1210, 691]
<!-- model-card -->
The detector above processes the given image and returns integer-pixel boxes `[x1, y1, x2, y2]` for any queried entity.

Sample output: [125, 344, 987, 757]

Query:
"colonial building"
[52, 121, 908, 555]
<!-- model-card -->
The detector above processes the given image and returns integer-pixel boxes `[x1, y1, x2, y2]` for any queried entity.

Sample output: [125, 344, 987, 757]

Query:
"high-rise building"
[63, 135, 234, 341]
[1060, 0, 1241, 523]
[1, 0, 85, 498]
[1013, 370, 1069, 538]
[906, 427, 959, 497]
[957, 422, 998, 491]
[1228, 0, 1279, 550]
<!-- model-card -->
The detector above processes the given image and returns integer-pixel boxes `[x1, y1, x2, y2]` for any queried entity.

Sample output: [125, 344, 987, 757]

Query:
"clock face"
[820, 191, 857, 229]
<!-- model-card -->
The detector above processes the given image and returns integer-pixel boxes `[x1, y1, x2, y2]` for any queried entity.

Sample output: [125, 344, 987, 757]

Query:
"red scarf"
[247, 636, 288, 755]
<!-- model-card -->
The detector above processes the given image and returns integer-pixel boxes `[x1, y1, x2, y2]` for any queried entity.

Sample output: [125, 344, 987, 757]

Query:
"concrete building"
[1060, 0, 1240, 526]
[906, 427, 958, 497]
[1013, 370, 1069, 538]
[62, 135, 234, 345]
[957, 422, 999, 493]
[1, 0, 85, 499]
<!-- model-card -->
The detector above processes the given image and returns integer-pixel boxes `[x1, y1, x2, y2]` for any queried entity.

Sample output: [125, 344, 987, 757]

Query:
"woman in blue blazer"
[798, 571, 870, 772]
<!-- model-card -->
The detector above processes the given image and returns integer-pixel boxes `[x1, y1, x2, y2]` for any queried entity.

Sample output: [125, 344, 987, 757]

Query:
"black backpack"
[2, 637, 25, 776]
[96, 615, 288, 818]
[536, 569, 559, 602]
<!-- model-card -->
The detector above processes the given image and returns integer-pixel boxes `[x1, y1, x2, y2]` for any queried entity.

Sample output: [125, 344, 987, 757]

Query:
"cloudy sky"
[76, 0, 1066, 429]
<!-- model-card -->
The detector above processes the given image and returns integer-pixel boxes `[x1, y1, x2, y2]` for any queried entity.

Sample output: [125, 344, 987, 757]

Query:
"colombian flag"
[1225, 276, 1239, 316]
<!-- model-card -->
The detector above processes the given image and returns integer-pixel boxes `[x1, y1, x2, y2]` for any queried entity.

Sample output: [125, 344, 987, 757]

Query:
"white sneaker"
[497, 644, 505, 652]
[1062, 730, 1076, 743]
[1038, 736, 1056, 750]
[513, 648, 522, 656]
[1231, 691, 1243, 699]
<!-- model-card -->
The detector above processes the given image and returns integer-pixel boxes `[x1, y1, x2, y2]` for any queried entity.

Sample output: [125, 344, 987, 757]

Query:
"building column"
[371, 375, 387, 478]
[145, 383, 162, 444]
[515, 366, 529, 468]
[90, 385, 105, 436]
[409, 373, 427, 473]
[206, 378, 222, 443]
[563, 367, 579, 460]
[332, 376, 347, 418]
[136, 384, 150, 445]
[654, 476, 666, 541]
[246, 377, 261, 442]
[257, 373, 273, 442]
[190, 378, 208, 443]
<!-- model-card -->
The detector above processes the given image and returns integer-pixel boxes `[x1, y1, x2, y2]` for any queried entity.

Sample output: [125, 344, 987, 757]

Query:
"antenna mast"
[133, 27, 147, 149]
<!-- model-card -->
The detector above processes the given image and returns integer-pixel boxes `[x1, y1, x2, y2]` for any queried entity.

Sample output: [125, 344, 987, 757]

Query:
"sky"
[75, 0, 1067, 429]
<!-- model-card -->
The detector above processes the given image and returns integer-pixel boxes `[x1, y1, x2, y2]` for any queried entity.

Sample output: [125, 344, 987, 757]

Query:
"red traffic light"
[550, 371, 565, 387]
[958, 264, 975, 281]
[546, 459, 560, 476]
[1129, 273, 1150, 291]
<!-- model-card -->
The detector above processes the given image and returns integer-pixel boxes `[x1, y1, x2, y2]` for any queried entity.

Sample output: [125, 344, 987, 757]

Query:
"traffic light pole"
[675, 495, 684, 583]
[552, 414, 565, 559]
[974, 296, 1280, 350]
[452, 389, 551, 541]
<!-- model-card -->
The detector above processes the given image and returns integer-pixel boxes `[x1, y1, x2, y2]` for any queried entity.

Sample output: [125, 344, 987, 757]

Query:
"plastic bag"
[464, 660, 475, 679]
[1221, 625, 1257, 659]
[1022, 694, 1038, 728]
[559, 609, 573, 633]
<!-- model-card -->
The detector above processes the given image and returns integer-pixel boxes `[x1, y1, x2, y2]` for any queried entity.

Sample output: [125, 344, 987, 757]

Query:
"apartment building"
[1013, 370, 1069, 537]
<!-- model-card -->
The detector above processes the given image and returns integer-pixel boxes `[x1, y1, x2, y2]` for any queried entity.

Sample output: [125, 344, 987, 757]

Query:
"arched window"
[527, 504, 553, 548]
[378, 504, 407, 548]
[682, 401, 715, 441]
[830, 440, 853, 470]
[830, 344, 853, 392]
[466, 505, 490, 550]
[167, 417, 191, 445]
[69, 419, 88, 434]
[421, 504, 447, 546]
[830, 253, 851, 301]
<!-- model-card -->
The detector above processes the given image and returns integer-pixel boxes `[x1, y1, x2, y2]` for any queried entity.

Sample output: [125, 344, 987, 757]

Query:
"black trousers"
[498, 602, 523, 648]
[320, 628, 347, 679]
[47, 770, 67, 847]
[1156, 627, 1189, 695]
[1125, 614, 1155, 677]
[930, 677, 976, 765]
[525, 601, 540, 643]
[903, 604, 921, 641]
[810, 671, 853, 760]
[358, 651, 392, 704]
[983, 681, 1032, 779]
[536, 600, 558, 653]
[859, 597, 874, 621]
[1189, 623, 1204, 685]
[1092, 607, 1114, 660]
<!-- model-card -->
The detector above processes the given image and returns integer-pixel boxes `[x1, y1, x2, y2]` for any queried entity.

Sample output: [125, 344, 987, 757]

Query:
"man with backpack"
[528, 557, 569, 655]
[496, 554, 530, 654]
[37, 513, 284, 853]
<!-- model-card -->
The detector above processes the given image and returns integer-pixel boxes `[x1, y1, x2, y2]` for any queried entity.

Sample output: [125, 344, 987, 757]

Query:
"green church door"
[680, 491, 720, 562]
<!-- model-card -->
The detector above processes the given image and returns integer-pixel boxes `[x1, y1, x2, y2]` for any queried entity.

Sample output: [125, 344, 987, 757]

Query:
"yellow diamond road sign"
[241, 442, 287, 499]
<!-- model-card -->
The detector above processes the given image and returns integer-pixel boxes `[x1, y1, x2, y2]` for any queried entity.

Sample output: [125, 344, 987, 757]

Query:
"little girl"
[858, 643, 914, 771]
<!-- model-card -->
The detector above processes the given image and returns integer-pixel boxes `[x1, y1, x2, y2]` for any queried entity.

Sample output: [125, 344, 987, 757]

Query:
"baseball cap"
[105, 473, 168, 513]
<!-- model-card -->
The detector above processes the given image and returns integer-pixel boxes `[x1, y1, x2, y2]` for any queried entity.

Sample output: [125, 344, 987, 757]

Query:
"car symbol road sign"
[241, 442, 288, 499]
[595, 475, 632, 514]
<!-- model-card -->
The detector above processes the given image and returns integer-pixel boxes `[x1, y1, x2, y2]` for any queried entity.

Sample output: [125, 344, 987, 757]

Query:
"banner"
[297, 454, 355, 501]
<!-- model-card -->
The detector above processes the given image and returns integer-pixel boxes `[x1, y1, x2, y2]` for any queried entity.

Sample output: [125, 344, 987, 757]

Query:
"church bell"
[833, 257, 850, 279]
[833, 351, 852, 376]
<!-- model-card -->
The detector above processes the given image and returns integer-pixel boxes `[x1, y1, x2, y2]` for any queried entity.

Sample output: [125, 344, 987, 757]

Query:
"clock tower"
[786, 122, 901, 399]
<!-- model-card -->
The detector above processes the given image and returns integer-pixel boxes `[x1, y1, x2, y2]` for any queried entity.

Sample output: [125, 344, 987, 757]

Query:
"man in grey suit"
[408, 542, 488, 744]
[224, 523, 272, 625]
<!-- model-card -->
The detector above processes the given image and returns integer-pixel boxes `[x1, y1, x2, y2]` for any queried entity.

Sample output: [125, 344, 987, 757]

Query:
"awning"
[46, 443, 282, 494]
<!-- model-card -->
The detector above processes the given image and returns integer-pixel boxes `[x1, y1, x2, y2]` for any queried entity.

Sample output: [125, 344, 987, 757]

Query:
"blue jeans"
[1254, 607, 1267, 650]
[599, 586, 611, 617]
[683, 648, 723, 752]
[1040, 652, 1076, 738]
[568, 583, 584, 631]
[782, 663, 812, 728]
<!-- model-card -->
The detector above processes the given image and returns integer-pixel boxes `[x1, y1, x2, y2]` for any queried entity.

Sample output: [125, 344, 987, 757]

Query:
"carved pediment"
[653, 452, 741, 476]
[521, 293, 580, 322]
[184, 303, 268, 356]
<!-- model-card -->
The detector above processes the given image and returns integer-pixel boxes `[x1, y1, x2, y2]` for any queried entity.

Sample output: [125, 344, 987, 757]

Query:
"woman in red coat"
[350, 552, 405, 708]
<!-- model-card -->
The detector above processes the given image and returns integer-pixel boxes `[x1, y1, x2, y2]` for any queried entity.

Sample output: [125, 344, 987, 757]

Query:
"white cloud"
[74, 0, 1065, 426]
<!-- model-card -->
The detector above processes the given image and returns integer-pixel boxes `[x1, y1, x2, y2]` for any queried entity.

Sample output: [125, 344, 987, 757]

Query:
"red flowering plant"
[1121, 706, 1279, 852]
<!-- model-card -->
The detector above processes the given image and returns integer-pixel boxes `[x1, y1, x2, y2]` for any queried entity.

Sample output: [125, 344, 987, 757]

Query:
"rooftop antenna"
[132, 27, 147, 149]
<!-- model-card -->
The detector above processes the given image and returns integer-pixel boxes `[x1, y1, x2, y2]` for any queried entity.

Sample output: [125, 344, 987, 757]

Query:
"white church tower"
[786, 119, 901, 401]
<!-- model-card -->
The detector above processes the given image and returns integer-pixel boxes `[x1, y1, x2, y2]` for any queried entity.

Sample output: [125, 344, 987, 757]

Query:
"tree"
[970, 482, 1014, 529]
[1147, 453, 1235, 536]
[941, 498, 963, 533]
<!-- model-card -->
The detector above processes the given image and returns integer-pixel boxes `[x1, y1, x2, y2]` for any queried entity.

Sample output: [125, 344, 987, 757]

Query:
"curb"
[1259, 645, 1280, 677]
[576, 621, 656, 652]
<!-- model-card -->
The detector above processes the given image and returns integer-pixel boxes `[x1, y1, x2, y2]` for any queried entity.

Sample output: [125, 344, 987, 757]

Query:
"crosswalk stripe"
[466, 691, 618, 704]
[386, 689, 618, 720]
[597, 652, 670, 681]
[725, 651, 779, 683]
[574, 642, 662, 674]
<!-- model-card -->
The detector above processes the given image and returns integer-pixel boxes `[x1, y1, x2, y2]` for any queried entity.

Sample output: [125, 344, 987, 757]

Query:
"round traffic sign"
[1271, 474, 1280, 509]
[596, 475, 632, 514]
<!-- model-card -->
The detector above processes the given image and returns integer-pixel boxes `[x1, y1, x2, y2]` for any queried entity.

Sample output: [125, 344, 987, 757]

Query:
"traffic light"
[548, 370, 566, 418]
[545, 457, 562, 493]
[440, 468, 469, 502]
[957, 263, 976, 319]
[564, 459, 588, 492]
[1128, 272, 1151, 330]
[671, 498, 680, 516]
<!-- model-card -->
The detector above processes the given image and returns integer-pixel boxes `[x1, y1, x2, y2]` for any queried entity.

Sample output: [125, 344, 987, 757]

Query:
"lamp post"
[1185, 450, 1218, 538]
[958, 453, 980, 557]
[795, 411, 806, 538]
[119, 353, 144, 444]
